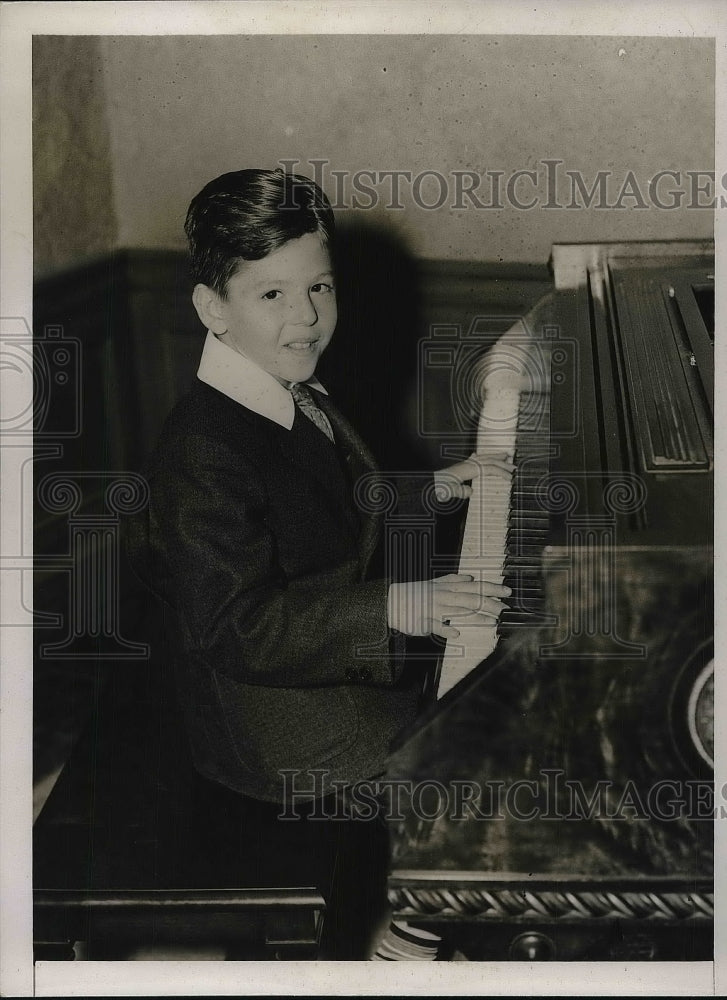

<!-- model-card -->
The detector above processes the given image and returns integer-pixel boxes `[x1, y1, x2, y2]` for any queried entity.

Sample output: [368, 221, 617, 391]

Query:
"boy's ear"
[192, 284, 228, 335]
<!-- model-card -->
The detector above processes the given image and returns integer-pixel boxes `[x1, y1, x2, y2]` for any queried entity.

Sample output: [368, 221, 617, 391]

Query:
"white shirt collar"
[196, 331, 328, 430]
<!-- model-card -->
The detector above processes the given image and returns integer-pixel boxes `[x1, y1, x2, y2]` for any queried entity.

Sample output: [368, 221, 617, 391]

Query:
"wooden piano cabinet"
[388, 873, 712, 961]
[385, 547, 713, 962]
[384, 242, 713, 962]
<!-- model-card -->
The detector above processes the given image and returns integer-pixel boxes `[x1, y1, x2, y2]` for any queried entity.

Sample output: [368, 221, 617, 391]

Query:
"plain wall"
[33, 34, 715, 277]
[33, 36, 118, 277]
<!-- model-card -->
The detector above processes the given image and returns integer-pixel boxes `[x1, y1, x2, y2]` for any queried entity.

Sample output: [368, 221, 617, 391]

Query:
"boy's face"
[207, 232, 337, 385]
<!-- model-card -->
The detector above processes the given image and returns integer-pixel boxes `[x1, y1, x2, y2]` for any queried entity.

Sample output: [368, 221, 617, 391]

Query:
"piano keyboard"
[436, 386, 520, 697]
[435, 320, 551, 698]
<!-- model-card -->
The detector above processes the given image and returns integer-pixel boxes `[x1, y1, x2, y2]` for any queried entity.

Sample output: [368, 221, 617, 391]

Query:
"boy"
[126, 167, 511, 955]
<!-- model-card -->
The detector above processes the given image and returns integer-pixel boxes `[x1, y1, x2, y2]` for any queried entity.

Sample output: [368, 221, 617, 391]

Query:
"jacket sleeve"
[127, 432, 403, 689]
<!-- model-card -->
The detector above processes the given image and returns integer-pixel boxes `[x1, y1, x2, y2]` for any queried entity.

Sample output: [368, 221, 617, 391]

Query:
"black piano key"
[503, 555, 542, 567]
[503, 596, 544, 608]
[498, 607, 548, 623]
[510, 494, 545, 506]
[497, 622, 547, 639]
[503, 607, 546, 621]
[505, 545, 545, 558]
[508, 516, 549, 528]
[498, 606, 548, 621]
[512, 481, 544, 492]
[506, 542, 548, 554]
[503, 579, 543, 593]
[503, 584, 545, 598]
[503, 572, 542, 585]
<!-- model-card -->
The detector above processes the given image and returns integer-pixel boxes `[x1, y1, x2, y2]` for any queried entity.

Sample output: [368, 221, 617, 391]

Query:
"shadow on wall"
[319, 215, 425, 473]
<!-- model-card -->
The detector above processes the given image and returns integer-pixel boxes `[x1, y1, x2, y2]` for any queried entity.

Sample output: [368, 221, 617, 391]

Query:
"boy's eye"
[262, 290, 282, 300]
[311, 282, 334, 294]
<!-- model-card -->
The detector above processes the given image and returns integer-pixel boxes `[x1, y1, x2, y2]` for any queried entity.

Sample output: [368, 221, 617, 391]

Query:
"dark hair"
[184, 168, 335, 297]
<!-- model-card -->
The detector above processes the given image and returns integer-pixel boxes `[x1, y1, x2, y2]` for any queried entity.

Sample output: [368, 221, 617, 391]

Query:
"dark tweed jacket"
[126, 380, 425, 802]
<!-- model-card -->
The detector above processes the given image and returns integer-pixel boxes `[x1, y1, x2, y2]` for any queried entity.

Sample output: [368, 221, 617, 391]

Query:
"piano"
[385, 241, 714, 961]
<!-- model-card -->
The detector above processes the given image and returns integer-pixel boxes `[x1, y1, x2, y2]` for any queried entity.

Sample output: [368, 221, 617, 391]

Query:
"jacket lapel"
[317, 397, 384, 572]
[224, 384, 385, 576]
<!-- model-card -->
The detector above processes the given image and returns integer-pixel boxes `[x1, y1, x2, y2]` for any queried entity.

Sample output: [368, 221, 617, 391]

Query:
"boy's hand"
[388, 574, 511, 640]
[433, 452, 515, 501]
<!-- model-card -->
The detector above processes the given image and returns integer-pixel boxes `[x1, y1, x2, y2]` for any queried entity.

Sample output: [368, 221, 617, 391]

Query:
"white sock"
[370, 919, 441, 960]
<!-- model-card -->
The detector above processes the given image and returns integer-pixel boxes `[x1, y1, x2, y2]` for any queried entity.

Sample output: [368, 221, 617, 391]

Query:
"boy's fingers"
[436, 454, 515, 491]
[436, 463, 475, 486]
[447, 605, 505, 623]
[434, 573, 474, 584]
[473, 460, 516, 477]
[439, 595, 506, 615]
[471, 450, 513, 463]
[430, 622, 461, 640]
[453, 463, 514, 485]
[434, 480, 473, 501]
[430, 610, 501, 638]
[480, 582, 512, 597]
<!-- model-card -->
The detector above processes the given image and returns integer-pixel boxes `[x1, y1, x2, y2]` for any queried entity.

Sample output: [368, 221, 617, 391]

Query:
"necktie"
[290, 383, 335, 444]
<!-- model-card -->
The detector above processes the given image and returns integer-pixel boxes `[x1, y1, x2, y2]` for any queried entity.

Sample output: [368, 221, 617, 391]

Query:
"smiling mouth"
[285, 340, 319, 352]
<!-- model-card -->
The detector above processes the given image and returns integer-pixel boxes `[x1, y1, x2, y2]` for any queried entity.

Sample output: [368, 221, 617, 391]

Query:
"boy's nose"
[291, 293, 318, 326]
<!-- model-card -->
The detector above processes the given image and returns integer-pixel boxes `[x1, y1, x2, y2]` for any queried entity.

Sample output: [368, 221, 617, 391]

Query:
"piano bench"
[33, 888, 324, 961]
[32, 665, 339, 961]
